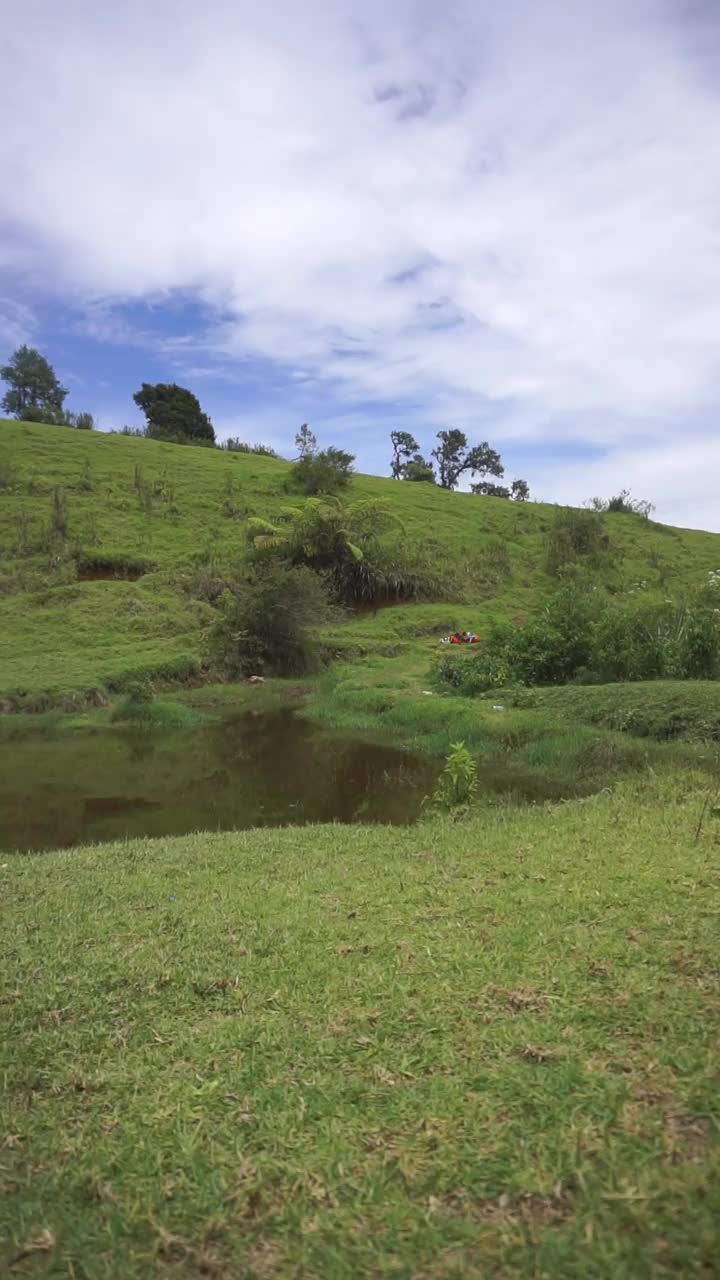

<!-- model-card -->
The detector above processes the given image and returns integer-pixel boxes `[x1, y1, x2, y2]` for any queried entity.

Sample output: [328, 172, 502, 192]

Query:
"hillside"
[1, 419, 720, 703]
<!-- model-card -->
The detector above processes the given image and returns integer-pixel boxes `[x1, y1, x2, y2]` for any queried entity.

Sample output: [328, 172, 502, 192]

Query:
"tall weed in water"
[425, 741, 478, 814]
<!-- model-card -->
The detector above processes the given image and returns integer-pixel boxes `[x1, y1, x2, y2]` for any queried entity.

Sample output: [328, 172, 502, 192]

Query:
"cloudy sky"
[2, 0, 720, 529]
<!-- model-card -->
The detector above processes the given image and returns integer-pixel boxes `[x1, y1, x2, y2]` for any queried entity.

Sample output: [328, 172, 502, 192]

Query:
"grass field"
[2, 418, 720, 701]
[2, 772, 720, 1278]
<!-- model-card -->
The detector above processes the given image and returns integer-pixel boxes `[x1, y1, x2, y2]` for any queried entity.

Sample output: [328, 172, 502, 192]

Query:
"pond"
[0, 710, 439, 853]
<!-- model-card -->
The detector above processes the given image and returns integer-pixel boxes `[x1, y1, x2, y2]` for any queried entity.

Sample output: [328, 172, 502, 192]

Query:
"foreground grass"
[2, 774, 720, 1278]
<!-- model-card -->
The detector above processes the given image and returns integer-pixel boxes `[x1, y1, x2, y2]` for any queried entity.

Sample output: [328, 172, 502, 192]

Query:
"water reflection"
[0, 710, 437, 853]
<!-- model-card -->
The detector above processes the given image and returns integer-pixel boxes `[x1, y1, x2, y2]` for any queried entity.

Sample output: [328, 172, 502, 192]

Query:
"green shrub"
[489, 586, 596, 685]
[111, 684, 203, 731]
[438, 586, 720, 693]
[210, 563, 333, 677]
[292, 447, 355, 496]
[434, 651, 511, 695]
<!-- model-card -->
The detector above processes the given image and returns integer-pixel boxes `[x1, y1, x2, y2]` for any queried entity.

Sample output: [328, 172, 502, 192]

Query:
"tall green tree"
[389, 430, 420, 478]
[133, 383, 215, 444]
[431, 429, 504, 490]
[1, 345, 67, 420]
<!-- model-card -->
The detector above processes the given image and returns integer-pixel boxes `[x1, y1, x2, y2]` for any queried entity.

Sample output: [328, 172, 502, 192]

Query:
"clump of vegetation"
[425, 740, 478, 813]
[223, 438, 278, 457]
[589, 489, 655, 519]
[133, 382, 215, 446]
[110, 680, 203, 730]
[291, 424, 355, 495]
[210, 562, 334, 677]
[246, 496, 440, 606]
[545, 506, 611, 577]
[438, 584, 720, 693]
[389, 430, 436, 483]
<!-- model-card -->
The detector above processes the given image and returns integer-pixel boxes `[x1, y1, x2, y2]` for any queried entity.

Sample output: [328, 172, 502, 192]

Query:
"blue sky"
[2, 0, 720, 529]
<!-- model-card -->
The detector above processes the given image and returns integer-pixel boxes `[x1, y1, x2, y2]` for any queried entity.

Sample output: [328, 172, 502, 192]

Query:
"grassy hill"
[1, 418, 720, 704]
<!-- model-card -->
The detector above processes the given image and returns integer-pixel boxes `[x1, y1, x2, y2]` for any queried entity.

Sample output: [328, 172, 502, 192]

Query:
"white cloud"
[2, 0, 720, 524]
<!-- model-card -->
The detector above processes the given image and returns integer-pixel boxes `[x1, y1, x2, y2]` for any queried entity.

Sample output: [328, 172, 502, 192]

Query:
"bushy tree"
[390, 430, 420, 478]
[293, 445, 355, 495]
[1, 345, 67, 420]
[210, 563, 332, 676]
[511, 478, 530, 502]
[402, 456, 436, 483]
[133, 383, 215, 444]
[431, 429, 504, 490]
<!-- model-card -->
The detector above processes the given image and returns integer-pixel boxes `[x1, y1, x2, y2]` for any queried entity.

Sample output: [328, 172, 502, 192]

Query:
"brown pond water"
[0, 709, 595, 855]
[0, 711, 439, 853]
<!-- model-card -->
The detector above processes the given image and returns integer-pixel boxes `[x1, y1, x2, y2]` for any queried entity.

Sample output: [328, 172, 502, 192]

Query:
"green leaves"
[1, 344, 67, 419]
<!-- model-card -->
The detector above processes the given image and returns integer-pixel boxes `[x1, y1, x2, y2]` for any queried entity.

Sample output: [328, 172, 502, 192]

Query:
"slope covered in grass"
[2, 418, 720, 700]
[2, 773, 719, 1278]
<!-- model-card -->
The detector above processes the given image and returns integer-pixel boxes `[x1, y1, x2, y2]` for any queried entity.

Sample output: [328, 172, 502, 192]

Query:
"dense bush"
[210, 563, 334, 677]
[246, 497, 443, 607]
[293, 446, 355, 496]
[438, 586, 720, 693]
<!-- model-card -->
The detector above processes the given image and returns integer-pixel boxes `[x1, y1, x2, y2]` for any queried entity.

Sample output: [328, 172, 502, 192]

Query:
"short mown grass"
[2, 772, 720, 1278]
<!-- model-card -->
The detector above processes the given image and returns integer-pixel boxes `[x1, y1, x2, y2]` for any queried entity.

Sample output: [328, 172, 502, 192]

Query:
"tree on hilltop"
[1, 345, 67, 421]
[133, 383, 215, 444]
[431, 429, 504, 491]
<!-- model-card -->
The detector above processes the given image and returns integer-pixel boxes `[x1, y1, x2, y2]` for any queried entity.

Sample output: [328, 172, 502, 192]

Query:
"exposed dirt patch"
[429, 1186, 572, 1229]
[474, 986, 548, 1016]
[633, 1088, 714, 1164]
